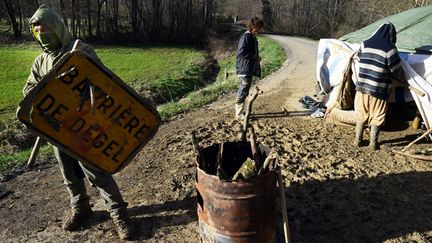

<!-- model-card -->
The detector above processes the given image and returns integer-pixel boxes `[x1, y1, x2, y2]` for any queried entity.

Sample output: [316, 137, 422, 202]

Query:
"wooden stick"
[248, 126, 262, 168]
[393, 150, 432, 161]
[402, 128, 432, 152]
[27, 136, 43, 168]
[241, 86, 262, 141]
[216, 143, 223, 168]
[258, 150, 277, 175]
[277, 167, 290, 243]
[191, 131, 206, 170]
[72, 39, 80, 51]
[216, 143, 224, 177]
[408, 85, 426, 97]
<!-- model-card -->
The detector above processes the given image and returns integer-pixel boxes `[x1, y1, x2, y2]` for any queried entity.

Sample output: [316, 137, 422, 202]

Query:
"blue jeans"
[236, 75, 252, 104]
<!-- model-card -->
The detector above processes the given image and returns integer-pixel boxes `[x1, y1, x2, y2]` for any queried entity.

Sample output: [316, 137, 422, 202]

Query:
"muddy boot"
[235, 102, 245, 119]
[62, 206, 93, 231]
[369, 126, 380, 150]
[114, 218, 133, 240]
[353, 122, 364, 147]
[111, 209, 133, 240]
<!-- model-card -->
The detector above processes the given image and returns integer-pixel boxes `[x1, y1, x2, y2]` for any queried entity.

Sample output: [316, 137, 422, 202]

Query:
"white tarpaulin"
[316, 39, 359, 93]
[316, 39, 432, 130]
[402, 59, 432, 130]
[316, 39, 423, 109]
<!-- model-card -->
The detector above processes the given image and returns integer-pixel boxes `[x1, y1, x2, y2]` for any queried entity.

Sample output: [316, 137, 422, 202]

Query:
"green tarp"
[340, 5, 432, 54]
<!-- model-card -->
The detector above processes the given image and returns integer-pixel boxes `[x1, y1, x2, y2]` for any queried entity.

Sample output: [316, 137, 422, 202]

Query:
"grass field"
[97, 45, 211, 102]
[0, 35, 286, 170]
[0, 43, 209, 121]
[158, 35, 286, 118]
[0, 45, 40, 113]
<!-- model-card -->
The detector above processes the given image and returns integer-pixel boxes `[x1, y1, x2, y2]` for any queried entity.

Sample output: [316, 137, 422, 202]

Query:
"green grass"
[0, 43, 210, 170]
[97, 45, 210, 101]
[0, 144, 52, 171]
[0, 36, 285, 171]
[0, 45, 40, 112]
[0, 43, 209, 127]
[0, 44, 208, 115]
[158, 35, 286, 119]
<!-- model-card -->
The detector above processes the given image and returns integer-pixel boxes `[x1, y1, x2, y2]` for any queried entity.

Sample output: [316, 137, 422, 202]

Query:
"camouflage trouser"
[236, 75, 253, 104]
[54, 146, 128, 220]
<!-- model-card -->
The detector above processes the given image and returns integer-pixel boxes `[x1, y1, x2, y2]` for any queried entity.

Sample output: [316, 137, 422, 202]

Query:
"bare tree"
[86, 0, 92, 37]
[4, 0, 22, 38]
[203, 0, 212, 28]
[96, 0, 105, 37]
[150, 0, 162, 39]
[128, 0, 139, 39]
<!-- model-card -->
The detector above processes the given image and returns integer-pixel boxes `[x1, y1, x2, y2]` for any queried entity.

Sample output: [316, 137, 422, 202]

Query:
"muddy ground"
[1, 35, 432, 243]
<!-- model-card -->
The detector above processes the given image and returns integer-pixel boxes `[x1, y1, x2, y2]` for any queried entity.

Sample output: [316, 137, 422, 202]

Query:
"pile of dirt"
[0, 120, 36, 155]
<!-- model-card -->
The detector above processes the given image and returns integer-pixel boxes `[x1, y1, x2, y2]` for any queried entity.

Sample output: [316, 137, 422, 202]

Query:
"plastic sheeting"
[316, 39, 359, 93]
[340, 5, 432, 54]
[402, 59, 432, 130]
[317, 39, 412, 109]
[323, 4, 432, 129]
[316, 38, 432, 123]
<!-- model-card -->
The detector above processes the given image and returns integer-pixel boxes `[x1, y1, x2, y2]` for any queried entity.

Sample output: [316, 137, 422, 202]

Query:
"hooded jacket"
[236, 31, 261, 77]
[23, 5, 100, 96]
[356, 22, 404, 100]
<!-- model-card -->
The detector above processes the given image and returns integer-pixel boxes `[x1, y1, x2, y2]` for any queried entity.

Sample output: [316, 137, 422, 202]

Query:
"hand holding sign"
[18, 50, 161, 174]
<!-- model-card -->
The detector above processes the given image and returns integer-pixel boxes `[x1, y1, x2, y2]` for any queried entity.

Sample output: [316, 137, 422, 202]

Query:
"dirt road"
[1, 35, 432, 243]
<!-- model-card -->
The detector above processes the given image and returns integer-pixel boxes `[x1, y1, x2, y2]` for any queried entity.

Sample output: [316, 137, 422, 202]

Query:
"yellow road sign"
[17, 50, 161, 174]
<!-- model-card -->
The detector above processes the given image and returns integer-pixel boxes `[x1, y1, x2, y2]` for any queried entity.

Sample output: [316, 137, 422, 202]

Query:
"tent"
[316, 5, 432, 156]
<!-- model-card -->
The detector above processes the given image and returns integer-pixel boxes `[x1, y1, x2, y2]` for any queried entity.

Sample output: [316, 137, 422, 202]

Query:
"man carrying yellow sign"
[22, 5, 140, 240]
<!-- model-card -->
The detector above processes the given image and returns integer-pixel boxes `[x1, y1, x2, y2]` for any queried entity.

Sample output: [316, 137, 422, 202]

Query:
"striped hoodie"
[357, 22, 404, 100]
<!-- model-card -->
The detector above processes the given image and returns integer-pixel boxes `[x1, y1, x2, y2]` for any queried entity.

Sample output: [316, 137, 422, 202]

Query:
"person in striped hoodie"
[353, 22, 405, 150]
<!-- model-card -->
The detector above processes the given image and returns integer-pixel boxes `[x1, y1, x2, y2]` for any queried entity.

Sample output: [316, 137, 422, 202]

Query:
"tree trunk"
[18, 0, 23, 34]
[131, 0, 139, 39]
[87, 0, 93, 37]
[112, 0, 119, 34]
[70, 0, 76, 37]
[96, 0, 104, 37]
[152, 0, 161, 40]
[168, 0, 175, 39]
[4, 0, 21, 38]
[203, 0, 213, 28]
[261, 0, 272, 27]
[59, 0, 69, 29]
[185, 0, 192, 32]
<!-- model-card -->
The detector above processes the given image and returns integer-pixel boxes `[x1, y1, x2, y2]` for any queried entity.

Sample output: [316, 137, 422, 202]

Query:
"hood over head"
[367, 21, 397, 44]
[29, 5, 71, 53]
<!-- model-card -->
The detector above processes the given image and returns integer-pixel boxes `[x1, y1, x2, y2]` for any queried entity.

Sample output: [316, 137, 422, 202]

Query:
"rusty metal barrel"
[196, 141, 277, 243]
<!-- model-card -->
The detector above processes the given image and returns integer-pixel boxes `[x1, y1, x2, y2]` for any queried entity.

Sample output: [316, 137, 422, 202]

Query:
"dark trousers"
[236, 75, 252, 104]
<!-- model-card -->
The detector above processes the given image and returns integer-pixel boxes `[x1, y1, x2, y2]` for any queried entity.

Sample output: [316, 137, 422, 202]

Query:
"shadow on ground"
[128, 197, 196, 240]
[278, 171, 432, 242]
[72, 197, 196, 240]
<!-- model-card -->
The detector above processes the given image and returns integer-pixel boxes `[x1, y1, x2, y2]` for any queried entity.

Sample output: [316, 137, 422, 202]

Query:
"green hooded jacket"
[23, 5, 100, 96]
